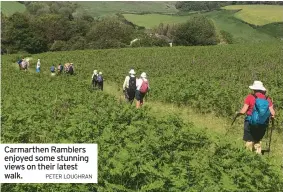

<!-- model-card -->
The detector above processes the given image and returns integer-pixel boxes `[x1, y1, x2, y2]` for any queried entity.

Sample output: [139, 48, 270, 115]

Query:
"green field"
[204, 10, 278, 43]
[123, 10, 278, 43]
[2, 43, 283, 191]
[223, 5, 283, 26]
[0, 1, 26, 16]
[75, 1, 178, 17]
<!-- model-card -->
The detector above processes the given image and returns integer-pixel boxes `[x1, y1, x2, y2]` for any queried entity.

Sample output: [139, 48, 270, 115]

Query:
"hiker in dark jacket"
[91, 70, 98, 89]
[97, 72, 103, 91]
[238, 81, 275, 154]
[123, 69, 136, 104]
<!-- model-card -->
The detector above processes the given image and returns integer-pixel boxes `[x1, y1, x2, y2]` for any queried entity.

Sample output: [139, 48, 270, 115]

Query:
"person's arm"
[269, 106, 275, 118]
[123, 76, 128, 90]
[239, 104, 249, 115]
[237, 95, 251, 116]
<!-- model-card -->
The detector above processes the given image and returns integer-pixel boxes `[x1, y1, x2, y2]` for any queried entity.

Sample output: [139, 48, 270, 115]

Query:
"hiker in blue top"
[97, 72, 104, 91]
[17, 58, 23, 70]
[57, 63, 63, 74]
[50, 65, 55, 74]
[237, 81, 275, 154]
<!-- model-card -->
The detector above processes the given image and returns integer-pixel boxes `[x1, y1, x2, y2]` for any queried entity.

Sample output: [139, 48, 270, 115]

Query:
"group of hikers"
[91, 70, 104, 91]
[122, 69, 150, 108]
[91, 68, 150, 108]
[17, 58, 275, 155]
[17, 58, 75, 75]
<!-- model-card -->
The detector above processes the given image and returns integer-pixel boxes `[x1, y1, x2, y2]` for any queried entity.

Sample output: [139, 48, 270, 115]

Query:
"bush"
[173, 15, 219, 46]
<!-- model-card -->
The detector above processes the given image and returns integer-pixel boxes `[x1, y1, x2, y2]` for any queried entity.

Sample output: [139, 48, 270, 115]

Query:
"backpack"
[128, 76, 136, 91]
[140, 79, 148, 94]
[17, 60, 22, 64]
[247, 94, 271, 126]
[92, 74, 98, 81]
[97, 75, 103, 82]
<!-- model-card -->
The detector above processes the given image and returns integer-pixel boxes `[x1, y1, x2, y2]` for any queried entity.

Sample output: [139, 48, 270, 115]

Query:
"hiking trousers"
[243, 120, 267, 154]
[98, 82, 103, 91]
[125, 89, 135, 102]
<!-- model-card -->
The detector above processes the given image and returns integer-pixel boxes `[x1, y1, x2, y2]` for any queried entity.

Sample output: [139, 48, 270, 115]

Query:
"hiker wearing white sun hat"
[237, 80, 275, 154]
[91, 70, 98, 89]
[248, 81, 266, 91]
[123, 69, 137, 104]
[135, 72, 150, 108]
[97, 72, 104, 91]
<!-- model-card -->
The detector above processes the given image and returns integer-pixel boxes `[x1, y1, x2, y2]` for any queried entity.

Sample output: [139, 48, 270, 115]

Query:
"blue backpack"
[247, 95, 271, 126]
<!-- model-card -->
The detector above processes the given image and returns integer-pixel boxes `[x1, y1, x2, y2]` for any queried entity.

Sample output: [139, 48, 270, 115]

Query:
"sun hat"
[249, 81, 266, 91]
[141, 72, 147, 78]
[129, 69, 136, 75]
[93, 70, 98, 74]
[99, 72, 102, 75]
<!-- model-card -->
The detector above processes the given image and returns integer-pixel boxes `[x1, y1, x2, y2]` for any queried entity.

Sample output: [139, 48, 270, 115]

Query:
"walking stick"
[267, 118, 275, 157]
[231, 112, 241, 126]
[262, 117, 274, 155]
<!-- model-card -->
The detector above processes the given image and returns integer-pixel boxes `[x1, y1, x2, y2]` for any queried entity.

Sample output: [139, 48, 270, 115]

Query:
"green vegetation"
[75, 1, 178, 17]
[0, 1, 26, 16]
[172, 15, 219, 46]
[123, 13, 191, 29]
[223, 5, 283, 26]
[2, 43, 283, 191]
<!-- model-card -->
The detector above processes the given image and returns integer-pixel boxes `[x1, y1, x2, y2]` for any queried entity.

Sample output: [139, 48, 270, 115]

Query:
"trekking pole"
[231, 112, 242, 126]
[267, 117, 275, 157]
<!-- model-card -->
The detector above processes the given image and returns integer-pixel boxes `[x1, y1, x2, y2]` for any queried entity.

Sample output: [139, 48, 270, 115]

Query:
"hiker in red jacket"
[135, 72, 150, 108]
[238, 81, 275, 154]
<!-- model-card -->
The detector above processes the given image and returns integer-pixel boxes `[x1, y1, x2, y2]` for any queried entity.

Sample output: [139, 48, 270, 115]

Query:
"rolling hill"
[1, 1, 26, 16]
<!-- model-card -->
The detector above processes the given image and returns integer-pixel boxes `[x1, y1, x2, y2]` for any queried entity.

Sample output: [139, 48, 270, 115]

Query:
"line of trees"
[1, 2, 220, 54]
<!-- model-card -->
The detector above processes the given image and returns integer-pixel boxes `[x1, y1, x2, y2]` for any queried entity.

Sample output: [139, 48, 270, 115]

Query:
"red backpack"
[140, 80, 148, 93]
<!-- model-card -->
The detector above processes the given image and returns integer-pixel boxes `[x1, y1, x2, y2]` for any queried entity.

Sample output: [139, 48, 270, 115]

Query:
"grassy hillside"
[204, 10, 278, 43]
[75, 1, 178, 17]
[0, 1, 26, 16]
[223, 5, 283, 26]
[2, 43, 283, 191]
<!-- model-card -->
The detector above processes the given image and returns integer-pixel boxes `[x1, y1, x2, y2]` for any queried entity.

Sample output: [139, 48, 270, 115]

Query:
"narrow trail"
[103, 81, 235, 136]
[103, 81, 283, 166]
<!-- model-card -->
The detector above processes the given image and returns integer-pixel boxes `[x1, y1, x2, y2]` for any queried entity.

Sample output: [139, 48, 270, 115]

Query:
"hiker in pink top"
[135, 72, 150, 108]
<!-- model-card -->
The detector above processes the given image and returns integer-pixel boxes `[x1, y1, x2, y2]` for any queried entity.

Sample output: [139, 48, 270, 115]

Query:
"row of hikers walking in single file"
[16, 58, 276, 155]
[17, 58, 75, 75]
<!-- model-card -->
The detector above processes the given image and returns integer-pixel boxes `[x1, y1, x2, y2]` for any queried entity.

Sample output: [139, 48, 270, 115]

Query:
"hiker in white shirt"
[36, 59, 40, 73]
[135, 72, 150, 108]
[123, 69, 136, 103]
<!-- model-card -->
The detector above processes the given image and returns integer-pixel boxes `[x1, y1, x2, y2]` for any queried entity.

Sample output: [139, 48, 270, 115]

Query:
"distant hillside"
[1, 1, 26, 16]
[223, 5, 283, 26]
[75, 1, 178, 17]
